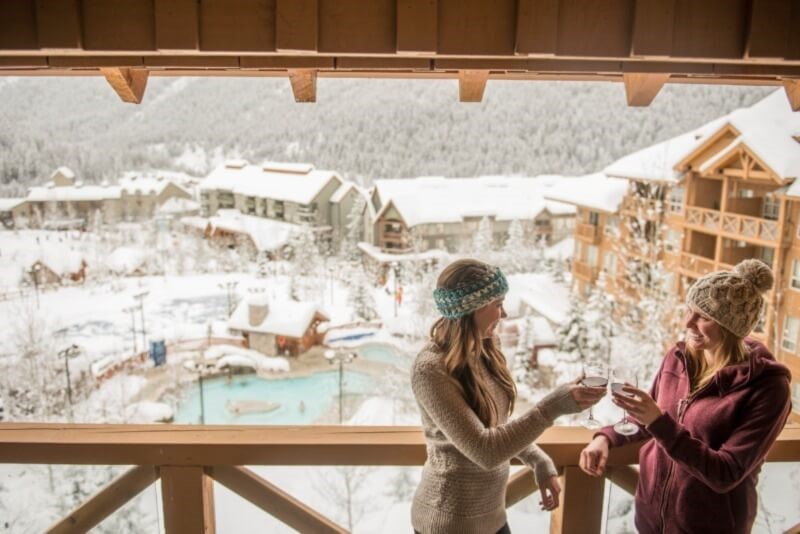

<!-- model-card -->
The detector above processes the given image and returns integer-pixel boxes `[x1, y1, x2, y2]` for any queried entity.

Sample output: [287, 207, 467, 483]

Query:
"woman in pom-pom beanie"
[579, 259, 791, 534]
[410, 259, 605, 534]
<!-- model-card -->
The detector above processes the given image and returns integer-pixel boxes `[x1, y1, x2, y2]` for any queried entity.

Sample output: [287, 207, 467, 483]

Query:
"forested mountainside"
[0, 76, 772, 194]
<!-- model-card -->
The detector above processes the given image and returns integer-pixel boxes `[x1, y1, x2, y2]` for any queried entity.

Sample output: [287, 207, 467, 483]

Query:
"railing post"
[550, 466, 605, 534]
[160, 466, 216, 534]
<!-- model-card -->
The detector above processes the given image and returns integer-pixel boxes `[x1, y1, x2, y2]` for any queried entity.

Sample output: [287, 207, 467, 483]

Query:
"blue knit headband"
[433, 266, 509, 320]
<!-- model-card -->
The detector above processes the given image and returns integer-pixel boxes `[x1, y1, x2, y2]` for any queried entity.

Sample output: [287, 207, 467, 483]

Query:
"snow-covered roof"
[199, 160, 343, 204]
[228, 298, 328, 338]
[543, 173, 628, 214]
[605, 90, 800, 183]
[0, 198, 24, 211]
[51, 166, 75, 180]
[157, 197, 200, 214]
[372, 176, 576, 227]
[203, 344, 291, 372]
[27, 184, 121, 202]
[179, 215, 209, 230]
[505, 273, 570, 325]
[125, 401, 173, 423]
[34, 248, 85, 276]
[107, 246, 147, 274]
[330, 182, 359, 203]
[357, 241, 450, 264]
[208, 209, 298, 252]
[118, 173, 190, 196]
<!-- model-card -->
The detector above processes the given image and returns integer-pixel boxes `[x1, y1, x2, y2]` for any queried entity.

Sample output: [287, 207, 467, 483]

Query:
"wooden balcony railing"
[621, 197, 663, 219]
[683, 206, 783, 245]
[680, 252, 716, 276]
[573, 260, 599, 281]
[575, 223, 600, 243]
[0, 424, 798, 534]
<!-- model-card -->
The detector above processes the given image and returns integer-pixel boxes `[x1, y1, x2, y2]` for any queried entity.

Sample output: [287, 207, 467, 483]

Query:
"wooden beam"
[47, 466, 159, 534]
[623, 72, 669, 106]
[458, 69, 488, 102]
[100, 67, 149, 104]
[784, 79, 800, 111]
[515, 0, 559, 55]
[605, 465, 639, 496]
[287, 69, 317, 102]
[745, 0, 792, 59]
[35, 0, 83, 49]
[549, 466, 605, 534]
[154, 0, 199, 51]
[631, 0, 676, 57]
[505, 466, 540, 508]
[210, 465, 347, 534]
[160, 466, 216, 534]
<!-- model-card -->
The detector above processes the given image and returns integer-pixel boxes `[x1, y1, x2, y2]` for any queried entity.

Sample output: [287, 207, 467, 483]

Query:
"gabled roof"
[0, 198, 25, 211]
[228, 298, 328, 338]
[372, 176, 575, 227]
[207, 209, 297, 252]
[543, 173, 628, 214]
[200, 160, 342, 204]
[27, 185, 121, 202]
[605, 90, 800, 183]
[118, 172, 192, 196]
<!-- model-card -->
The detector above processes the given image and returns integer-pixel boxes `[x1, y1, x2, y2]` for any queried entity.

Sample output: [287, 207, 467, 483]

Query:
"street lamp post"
[58, 344, 80, 417]
[324, 349, 357, 424]
[123, 306, 138, 357]
[198, 363, 206, 425]
[218, 281, 239, 316]
[133, 290, 149, 352]
[390, 262, 399, 317]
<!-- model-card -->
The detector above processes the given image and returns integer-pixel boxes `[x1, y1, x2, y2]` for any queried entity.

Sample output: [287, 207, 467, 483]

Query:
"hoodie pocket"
[636, 444, 660, 504]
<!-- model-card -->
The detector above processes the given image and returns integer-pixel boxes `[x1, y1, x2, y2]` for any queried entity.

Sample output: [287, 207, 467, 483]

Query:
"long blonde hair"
[687, 326, 749, 393]
[430, 259, 516, 426]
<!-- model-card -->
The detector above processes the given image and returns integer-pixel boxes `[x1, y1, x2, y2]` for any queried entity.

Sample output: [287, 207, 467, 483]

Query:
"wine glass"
[611, 366, 639, 436]
[580, 363, 608, 429]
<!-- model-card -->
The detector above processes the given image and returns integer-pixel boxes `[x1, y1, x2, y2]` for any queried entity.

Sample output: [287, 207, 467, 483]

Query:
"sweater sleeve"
[516, 443, 558, 484]
[411, 354, 573, 470]
[645, 375, 791, 493]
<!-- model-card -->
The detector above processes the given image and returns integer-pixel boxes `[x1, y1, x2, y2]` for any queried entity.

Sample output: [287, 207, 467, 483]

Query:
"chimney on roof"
[248, 297, 269, 327]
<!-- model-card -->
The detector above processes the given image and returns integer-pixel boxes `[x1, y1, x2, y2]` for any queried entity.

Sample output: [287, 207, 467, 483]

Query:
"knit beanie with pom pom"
[685, 258, 774, 338]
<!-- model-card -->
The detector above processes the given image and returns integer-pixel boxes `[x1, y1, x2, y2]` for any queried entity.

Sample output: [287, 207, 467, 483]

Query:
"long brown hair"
[687, 326, 749, 393]
[430, 259, 516, 426]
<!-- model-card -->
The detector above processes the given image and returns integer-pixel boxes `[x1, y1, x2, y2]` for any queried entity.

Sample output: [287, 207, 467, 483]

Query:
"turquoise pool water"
[174, 370, 376, 425]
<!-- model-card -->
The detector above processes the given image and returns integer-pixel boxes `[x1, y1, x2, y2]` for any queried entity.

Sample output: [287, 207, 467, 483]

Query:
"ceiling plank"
[100, 67, 149, 104]
[200, 0, 276, 52]
[36, 0, 83, 50]
[82, 0, 155, 51]
[515, 0, 559, 55]
[746, 0, 791, 59]
[397, 0, 437, 54]
[319, 0, 396, 54]
[623, 72, 669, 106]
[0, 0, 38, 50]
[556, 0, 633, 58]
[438, 0, 516, 55]
[288, 68, 317, 102]
[155, 0, 199, 51]
[671, 0, 749, 59]
[631, 0, 675, 57]
[458, 69, 488, 102]
[783, 79, 800, 111]
[276, 0, 318, 52]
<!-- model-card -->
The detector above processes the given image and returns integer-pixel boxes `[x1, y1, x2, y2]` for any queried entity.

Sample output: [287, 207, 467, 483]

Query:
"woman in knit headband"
[579, 259, 791, 534]
[410, 259, 606, 534]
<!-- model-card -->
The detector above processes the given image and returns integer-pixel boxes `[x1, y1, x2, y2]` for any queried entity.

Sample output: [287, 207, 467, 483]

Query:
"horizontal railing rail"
[0, 424, 797, 533]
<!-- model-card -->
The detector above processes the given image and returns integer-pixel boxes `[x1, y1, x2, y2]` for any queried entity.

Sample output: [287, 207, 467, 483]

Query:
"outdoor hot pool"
[174, 370, 377, 425]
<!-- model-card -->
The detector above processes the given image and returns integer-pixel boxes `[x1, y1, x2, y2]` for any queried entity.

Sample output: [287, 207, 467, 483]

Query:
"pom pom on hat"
[733, 258, 774, 294]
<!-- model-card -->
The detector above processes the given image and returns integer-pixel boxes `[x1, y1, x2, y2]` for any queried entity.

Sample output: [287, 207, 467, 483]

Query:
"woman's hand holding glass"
[568, 375, 607, 411]
[611, 384, 662, 426]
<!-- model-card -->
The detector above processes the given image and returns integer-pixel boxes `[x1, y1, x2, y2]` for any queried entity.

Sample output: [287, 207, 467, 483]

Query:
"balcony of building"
[573, 259, 599, 282]
[0, 423, 795, 534]
[575, 223, 600, 244]
[620, 196, 663, 221]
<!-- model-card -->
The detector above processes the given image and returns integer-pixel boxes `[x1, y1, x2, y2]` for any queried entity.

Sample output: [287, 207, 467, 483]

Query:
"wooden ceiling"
[1, 0, 799, 108]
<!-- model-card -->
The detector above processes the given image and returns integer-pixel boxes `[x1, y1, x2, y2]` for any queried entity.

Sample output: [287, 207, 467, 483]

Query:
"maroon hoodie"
[599, 339, 791, 534]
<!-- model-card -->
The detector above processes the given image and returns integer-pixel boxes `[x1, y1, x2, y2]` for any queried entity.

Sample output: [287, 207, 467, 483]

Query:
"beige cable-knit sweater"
[410, 343, 579, 534]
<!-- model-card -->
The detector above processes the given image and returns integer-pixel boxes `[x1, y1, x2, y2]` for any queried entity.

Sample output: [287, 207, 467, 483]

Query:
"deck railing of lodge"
[0, 424, 798, 534]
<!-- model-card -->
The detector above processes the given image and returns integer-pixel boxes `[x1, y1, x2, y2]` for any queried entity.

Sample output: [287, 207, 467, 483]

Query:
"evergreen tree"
[557, 291, 590, 363]
[502, 219, 527, 274]
[470, 216, 494, 260]
[341, 194, 366, 263]
[584, 271, 615, 366]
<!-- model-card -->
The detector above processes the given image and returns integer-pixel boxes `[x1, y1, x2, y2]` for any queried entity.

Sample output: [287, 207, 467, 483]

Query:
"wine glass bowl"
[581, 363, 608, 429]
[611, 366, 639, 436]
